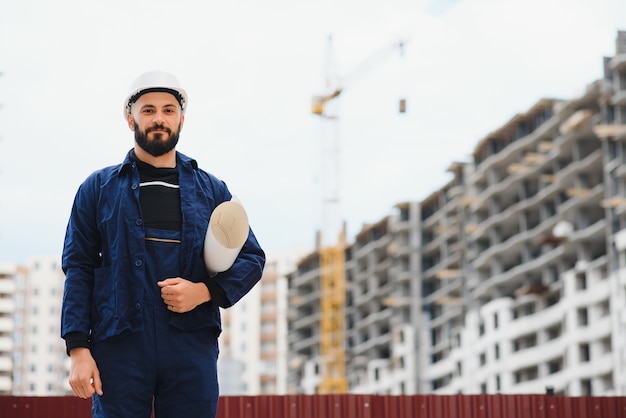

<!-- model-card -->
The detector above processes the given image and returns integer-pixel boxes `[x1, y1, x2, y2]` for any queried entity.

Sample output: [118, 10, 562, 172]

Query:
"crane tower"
[311, 35, 407, 394]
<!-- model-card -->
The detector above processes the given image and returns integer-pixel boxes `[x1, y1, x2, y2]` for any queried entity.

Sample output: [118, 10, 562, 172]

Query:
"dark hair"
[129, 87, 184, 107]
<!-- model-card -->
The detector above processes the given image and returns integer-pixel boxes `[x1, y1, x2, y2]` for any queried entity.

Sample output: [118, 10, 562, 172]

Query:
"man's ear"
[127, 113, 135, 131]
[180, 114, 185, 131]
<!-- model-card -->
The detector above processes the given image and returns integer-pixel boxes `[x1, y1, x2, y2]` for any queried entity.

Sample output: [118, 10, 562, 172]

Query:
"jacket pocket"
[169, 302, 221, 334]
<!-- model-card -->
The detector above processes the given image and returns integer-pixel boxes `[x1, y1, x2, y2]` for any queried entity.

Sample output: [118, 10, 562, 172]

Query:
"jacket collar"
[118, 149, 198, 174]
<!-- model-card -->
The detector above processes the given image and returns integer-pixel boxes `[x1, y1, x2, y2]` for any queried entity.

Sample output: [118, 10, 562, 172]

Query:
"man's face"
[127, 92, 184, 157]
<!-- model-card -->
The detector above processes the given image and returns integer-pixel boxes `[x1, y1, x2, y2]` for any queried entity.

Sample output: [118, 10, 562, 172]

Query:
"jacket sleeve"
[203, 228, 265, 308]
[60, 174, 102, 340]
[197, 172, 265, 308]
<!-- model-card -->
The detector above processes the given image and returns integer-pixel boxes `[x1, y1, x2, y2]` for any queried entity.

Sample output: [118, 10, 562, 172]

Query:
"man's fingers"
[157, 277, 182, 288]
[93, 370, 104, 396]
[70, 377, 94, 399]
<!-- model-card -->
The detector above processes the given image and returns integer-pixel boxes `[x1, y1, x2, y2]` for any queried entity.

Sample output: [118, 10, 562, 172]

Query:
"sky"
[0, 0, 625, 265]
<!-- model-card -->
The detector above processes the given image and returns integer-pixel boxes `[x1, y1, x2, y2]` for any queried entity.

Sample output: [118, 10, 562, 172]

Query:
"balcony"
[609, 53, 626, 72]
[0, 337, 12, 352]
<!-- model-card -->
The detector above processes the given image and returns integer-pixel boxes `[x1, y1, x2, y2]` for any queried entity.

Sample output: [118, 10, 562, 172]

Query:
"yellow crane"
[312, 35, 407, 394]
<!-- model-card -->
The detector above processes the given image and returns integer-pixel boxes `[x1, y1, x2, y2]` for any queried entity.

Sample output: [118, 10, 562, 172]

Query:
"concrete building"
[435, 30, 626, 396]
[288, 203, 423, 395]
[418, 163, 468, 394]
[286, 250, 322, 394]
[287, 31, 626, 396]
[346, 203, 422, 395]
[436, 91, 608, 394]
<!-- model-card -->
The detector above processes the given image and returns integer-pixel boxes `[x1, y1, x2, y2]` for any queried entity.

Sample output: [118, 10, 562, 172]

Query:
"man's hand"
[69, 347, 103, 399]
[158, 277, 211, 313]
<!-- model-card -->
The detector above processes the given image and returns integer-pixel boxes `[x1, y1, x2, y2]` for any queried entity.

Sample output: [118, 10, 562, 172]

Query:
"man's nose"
[152, 110, 165, 123]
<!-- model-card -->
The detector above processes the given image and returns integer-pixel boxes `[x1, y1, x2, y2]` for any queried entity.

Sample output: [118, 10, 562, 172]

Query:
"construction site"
[2, 1, 626, 413]
[4, 28, 626, 418]
[287, 30, 626, 400]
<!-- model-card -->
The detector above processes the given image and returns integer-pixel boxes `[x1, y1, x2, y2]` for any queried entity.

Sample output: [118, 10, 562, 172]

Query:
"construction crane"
[312, 37, 407, 117]
[312, 35, 407, 394]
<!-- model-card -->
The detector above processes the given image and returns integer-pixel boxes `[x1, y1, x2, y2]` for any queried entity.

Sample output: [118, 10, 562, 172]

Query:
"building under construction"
[287, 31, 626, 396]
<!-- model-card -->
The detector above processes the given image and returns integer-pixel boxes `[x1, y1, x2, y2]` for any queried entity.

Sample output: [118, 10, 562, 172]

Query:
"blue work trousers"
[91, 229, 219, 418]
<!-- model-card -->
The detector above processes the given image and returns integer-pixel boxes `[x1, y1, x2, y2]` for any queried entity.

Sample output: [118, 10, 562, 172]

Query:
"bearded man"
[61, 71, 265, 418]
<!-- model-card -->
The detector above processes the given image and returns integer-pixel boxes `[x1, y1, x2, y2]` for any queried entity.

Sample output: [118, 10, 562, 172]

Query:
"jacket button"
[135, 303, 141, 310]
[135, 259, 143, 267]
[132, 183, 139, 190]
[136, 219, 143, 226]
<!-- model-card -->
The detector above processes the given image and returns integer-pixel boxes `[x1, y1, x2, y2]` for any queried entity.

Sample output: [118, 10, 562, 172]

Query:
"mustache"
[146, 124, 171, 134]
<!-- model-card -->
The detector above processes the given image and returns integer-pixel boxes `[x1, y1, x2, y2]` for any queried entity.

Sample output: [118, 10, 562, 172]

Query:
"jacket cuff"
[64, 331, 90, 356]
[202, 280, 229, 308]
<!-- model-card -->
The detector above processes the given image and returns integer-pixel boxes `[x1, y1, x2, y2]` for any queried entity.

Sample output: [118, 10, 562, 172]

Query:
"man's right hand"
[69, 347, 103, 398]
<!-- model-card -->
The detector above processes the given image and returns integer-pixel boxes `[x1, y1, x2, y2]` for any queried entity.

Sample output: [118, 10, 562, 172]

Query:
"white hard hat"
[123, 71, 188, 119]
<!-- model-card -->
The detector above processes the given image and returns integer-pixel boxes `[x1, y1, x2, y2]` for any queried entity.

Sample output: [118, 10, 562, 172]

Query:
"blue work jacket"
[61, 150, 265, 344]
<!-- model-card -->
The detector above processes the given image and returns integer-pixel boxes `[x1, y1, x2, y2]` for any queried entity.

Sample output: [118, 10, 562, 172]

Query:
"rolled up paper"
[203, 197, 250, 273]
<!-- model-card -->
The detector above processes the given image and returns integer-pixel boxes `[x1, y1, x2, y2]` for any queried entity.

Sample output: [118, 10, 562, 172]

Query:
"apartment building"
[0, 261, 20, 394]
[219, 281, 261, 395]
[0, 256, 67, 395]
[287, 31, 626, 396]
[12, 256, 67, 395]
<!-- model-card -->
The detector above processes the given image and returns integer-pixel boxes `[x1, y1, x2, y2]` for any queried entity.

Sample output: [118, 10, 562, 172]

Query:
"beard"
[134, 120, 181, 157]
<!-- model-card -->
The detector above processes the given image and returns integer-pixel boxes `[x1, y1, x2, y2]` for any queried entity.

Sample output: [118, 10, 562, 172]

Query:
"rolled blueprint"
[203, 197, 249, 273]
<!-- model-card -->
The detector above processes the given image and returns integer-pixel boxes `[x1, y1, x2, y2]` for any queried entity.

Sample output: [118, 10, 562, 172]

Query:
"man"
[61, 71, 265, 418]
